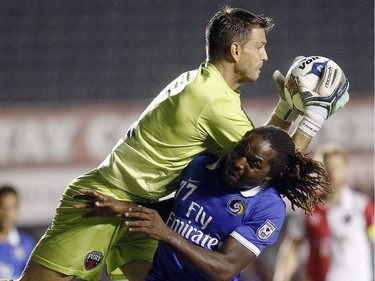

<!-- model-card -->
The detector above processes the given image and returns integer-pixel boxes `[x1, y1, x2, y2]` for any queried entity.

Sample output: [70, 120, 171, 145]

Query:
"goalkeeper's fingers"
[316, 63, 350, 117]
[272, 70, 285, 85]
[317, 61, 344, 97]
[272, 70, 285, 97]
[292, 55, 305, 65]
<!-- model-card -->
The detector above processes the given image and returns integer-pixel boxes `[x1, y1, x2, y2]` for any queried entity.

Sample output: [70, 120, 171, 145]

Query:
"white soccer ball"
[284, 55, 341, 114]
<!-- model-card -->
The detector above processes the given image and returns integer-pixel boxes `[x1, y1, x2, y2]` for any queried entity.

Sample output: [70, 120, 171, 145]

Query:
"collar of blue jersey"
[239, 180, 269, 197]
[7, 228, 21, 246]
[206, 158, 269, 198]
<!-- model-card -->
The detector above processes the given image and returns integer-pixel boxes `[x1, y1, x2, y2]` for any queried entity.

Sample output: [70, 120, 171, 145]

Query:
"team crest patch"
[227, 198, 246, 215]
[257, 220, 276, 240]
[84, 251, 104, 270]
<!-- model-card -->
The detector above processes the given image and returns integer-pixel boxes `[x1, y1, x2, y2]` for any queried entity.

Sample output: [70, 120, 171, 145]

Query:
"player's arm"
[72, 189, 174, 221]
[272, 237, 301, 281]
[273, 209, 306, 281]
[73, 189, 136, 217]
[265, 112, 292, 131]
[125, 206, 257, 281]
[291, 61, 349, 152]
[265, 113, 312, 151]
[270, 57, 349, 152]
[266, 68, 311, 151]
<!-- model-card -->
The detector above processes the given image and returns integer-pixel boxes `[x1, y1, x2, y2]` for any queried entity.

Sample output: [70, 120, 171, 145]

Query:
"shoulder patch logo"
[84, 251, 104, 270]
[257, 220, 276, 240]
[227, 197, 246, 215]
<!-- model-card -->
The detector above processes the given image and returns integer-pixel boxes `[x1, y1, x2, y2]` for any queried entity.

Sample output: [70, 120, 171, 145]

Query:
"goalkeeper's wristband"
[274, 99, 299, 123]
[297, 110, 325, 139]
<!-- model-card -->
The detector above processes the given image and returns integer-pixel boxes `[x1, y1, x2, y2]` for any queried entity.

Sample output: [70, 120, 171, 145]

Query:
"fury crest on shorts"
[84, 251, 104, 270]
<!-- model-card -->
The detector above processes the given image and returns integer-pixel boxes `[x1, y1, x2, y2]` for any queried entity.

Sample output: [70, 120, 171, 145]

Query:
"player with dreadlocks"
[74, 125, 331, 281]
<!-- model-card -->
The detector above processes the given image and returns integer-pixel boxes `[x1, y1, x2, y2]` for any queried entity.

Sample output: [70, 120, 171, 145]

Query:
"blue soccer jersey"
[146, 155, 286, 281]
[0, 228, 35, 279]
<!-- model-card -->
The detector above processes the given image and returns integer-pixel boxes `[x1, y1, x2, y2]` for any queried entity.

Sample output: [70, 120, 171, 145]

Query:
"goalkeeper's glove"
[272, 70, 299, 123]
[297, 61, 350, 139]
[273, 56, 305, 123]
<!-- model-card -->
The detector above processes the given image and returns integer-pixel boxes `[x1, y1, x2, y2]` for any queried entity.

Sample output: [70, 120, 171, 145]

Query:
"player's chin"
[248, 71, 260, 82]
[223, 172, 238, 188]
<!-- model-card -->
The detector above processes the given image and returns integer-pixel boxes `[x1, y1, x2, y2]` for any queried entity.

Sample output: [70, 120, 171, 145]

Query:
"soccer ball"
[284, 56, 340, 114]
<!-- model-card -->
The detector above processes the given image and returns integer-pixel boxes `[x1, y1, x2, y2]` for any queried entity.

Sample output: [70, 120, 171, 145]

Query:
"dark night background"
[1, 0, 373, 105]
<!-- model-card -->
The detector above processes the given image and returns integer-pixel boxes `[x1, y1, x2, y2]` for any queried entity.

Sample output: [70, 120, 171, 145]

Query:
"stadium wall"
[0, 97, 373, 227]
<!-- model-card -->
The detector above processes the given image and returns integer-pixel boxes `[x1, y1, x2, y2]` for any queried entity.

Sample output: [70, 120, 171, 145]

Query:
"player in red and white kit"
[273, 143, 374, 281]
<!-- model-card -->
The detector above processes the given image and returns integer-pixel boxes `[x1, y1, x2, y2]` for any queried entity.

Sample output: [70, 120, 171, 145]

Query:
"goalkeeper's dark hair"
[244, 126, 332, 213]
[206, 5, 274, 62]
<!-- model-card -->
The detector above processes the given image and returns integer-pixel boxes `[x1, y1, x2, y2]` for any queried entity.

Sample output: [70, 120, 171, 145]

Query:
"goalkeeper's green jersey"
[97, 62, 254, 201]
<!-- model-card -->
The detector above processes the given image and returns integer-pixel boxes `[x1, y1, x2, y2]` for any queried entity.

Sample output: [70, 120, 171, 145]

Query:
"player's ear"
[230, 42, 241, 62]
[264, 172, 274, 181]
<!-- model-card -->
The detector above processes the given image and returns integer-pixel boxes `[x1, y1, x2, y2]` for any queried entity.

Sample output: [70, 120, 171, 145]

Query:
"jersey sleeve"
[198, 96, 254, 152]
[230, 195, 286, 256]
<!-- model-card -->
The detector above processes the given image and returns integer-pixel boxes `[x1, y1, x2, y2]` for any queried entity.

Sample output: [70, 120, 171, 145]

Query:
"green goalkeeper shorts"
[30, 169, 158, 281]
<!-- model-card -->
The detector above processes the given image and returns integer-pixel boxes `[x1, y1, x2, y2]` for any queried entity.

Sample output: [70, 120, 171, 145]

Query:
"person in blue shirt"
[74, 126, 331, 281]
[0, 185, 35, 280]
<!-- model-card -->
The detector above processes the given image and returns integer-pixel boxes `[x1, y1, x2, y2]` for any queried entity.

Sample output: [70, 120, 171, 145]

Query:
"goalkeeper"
[19, 5, 349, 281]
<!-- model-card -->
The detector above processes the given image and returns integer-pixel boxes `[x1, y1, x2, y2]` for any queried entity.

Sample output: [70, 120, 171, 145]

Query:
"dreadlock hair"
[246, 126, 332, 213]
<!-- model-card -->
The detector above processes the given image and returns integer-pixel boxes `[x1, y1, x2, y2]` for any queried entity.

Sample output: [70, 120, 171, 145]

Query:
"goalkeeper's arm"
[265, 69, 300, 131]
[294, 61, 350, 145]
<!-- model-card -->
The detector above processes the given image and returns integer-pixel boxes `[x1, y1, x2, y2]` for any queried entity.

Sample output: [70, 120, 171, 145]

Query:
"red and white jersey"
[286, 186, 374, 281]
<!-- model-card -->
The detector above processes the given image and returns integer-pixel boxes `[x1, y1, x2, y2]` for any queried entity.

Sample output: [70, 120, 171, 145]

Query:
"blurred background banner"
[0, 98, 373, 225]
[0, 0, 373, 227]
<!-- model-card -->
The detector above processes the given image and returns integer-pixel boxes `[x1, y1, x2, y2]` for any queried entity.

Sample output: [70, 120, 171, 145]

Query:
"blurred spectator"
[0, 185, 35, 279]
[272, 143, 374, 281]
